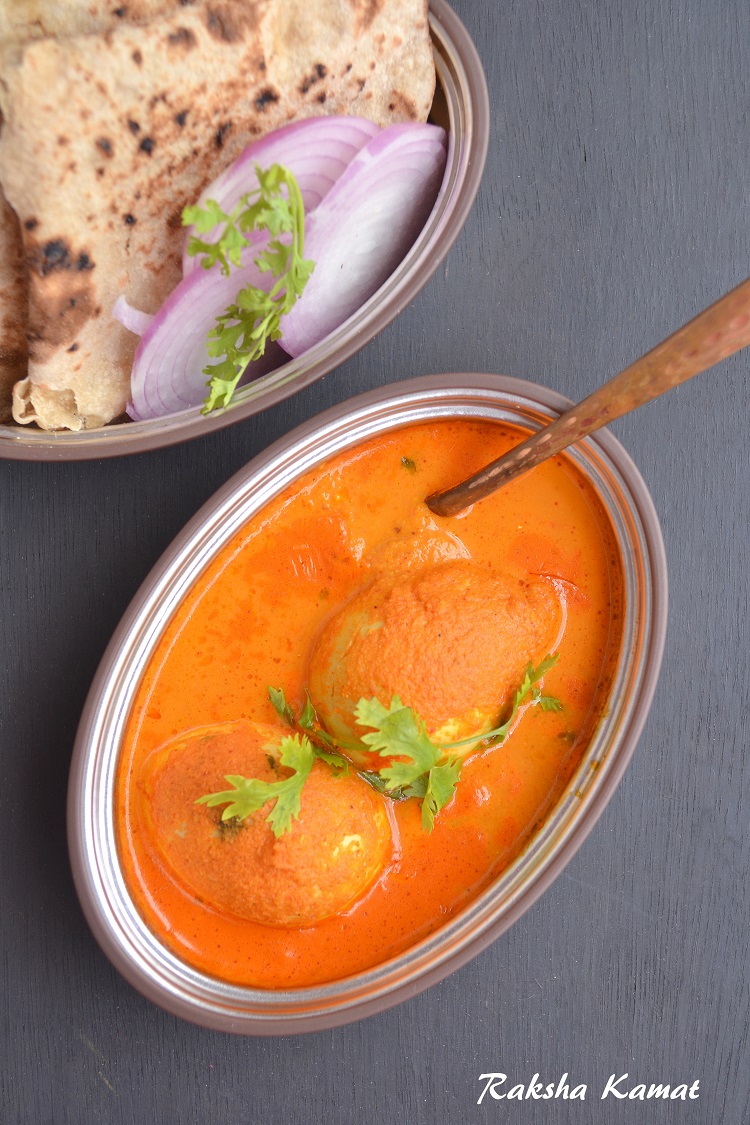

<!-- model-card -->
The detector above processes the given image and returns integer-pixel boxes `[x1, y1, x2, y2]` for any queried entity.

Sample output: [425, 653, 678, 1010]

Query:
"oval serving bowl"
[0, 1, 488, 462]
[68, 373, 667, 1034]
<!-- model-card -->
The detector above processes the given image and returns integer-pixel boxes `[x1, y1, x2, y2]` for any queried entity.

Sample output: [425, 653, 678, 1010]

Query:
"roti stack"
[0, 0, 434, 431]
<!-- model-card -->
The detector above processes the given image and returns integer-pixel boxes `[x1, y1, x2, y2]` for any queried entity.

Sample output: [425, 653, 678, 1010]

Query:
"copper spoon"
[426, 275, 750, 517]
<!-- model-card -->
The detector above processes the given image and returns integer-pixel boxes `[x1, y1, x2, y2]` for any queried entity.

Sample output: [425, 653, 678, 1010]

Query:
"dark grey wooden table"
[2, 2, 749, 1122]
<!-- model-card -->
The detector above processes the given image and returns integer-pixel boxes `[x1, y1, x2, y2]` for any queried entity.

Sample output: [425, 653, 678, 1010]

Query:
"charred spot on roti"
[67, 342, 79, 352]
[96, 136, 114, 157]
[124, 213, 137, 225]
[27, 276, 96, 360]
[166, 205, 186, 232]
[132, 49, 144, 66]
[113, 5, 127, 15]
[127, 119, 141, 134]
[174, 110, 189, 126]
[204, 4, 258, 43]
[348, 0, 386, 33]
[387, 91, 417, 119]
[24, 219, 38, 232]
[167, 27, 197, 48]
[139, 136, 156, 154]
[299, 63, 328, 95]
[214, 122, 232, 148]
[34, 239, 72, 276]
[254, 87, 279, 111]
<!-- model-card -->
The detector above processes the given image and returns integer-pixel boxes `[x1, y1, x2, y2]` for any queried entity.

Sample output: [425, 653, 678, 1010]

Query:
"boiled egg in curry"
[308, 558, 564, 753]
[141, 720, 392, 927]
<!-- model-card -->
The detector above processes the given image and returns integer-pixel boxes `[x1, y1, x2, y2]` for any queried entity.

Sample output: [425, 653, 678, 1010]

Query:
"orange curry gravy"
[116, 418, 624, 988]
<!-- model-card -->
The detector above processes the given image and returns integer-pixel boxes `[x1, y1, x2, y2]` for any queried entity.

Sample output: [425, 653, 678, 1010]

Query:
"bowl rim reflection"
[0, 0, 489, 462]
[67, 372, 668, 1035]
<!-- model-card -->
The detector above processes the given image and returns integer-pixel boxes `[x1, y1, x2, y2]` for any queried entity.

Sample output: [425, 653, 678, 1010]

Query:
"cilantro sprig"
[440, 653, 563, 752]
[197, 733, 315, 838]
[182, 164, 314, 414]
[351, 654, 561, 830]
[354, 696, 462, 831]
[197, 657, 562, 837]
[268, 686, 350, 773]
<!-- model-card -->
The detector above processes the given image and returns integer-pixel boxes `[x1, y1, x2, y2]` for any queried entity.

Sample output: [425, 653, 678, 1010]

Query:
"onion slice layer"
[128, 246, 286, 421]
[182, 116, 380, 276]
[279, 123, 447, 357]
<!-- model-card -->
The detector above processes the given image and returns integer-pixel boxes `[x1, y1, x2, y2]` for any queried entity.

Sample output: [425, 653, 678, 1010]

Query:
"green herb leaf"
[268, 685, 296, 728]
[196, 733, 315, 838]
[298, 691, 316, 732]
[421, 756, 463, 832]
[352, 655, 562, 829]
[401, 456, 417, 474]
[353, 695, 461, 831]
[442, 653, 561, 751]
[182, 164, 314, 414]
[267, 686, 349, 773]
[355, 696, 440, 788]
[312, 746, 350, 775]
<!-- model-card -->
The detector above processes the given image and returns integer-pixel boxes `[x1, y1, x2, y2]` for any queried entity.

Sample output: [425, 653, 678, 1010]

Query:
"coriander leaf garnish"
[312, 746, 351, 774]
[197, 733, 314, 838]
[182, 163, 314, 414]
[298, 692, 316, 732]
[351, 654, 561, 830]
[355, 696, 436, 787]
[268, 686, 349, 773]
[268, 685, 296, 728]
[354, 695, 462, 831]
[440, 653, 562, 751]
[205, 657, 562, 838]
[421, 757, 463, 832]
[401, 456, 417, 474]
[537, 694, 564, 713]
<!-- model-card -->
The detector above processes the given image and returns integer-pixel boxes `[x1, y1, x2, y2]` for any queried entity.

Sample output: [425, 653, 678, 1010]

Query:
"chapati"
[0, 0, 434, 430]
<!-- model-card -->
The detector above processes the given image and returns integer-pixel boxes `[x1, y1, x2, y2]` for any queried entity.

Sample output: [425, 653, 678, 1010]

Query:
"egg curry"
[116, 417, 624, 988]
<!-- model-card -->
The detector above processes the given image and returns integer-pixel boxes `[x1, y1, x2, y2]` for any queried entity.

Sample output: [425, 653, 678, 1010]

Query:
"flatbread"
[0, 0, 199, 426]
[0, 1, 183, 46]
[0, 187, 27, 422]
[0, 0, 434, 430]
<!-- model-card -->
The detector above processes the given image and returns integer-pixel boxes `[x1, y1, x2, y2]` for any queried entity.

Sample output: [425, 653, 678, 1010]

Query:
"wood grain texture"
[1, 1, 749, 1122]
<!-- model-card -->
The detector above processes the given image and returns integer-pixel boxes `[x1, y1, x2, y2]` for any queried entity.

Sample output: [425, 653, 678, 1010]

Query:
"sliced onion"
[182, 115, 380, 276]
[112, 294, 153, 337]
[128, 249, 287, 420]
[279, 123, 447, 357]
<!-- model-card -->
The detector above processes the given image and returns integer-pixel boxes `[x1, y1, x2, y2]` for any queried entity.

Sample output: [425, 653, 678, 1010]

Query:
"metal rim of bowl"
[67, 372, 668, 1036]
[0, 0, 489, 461]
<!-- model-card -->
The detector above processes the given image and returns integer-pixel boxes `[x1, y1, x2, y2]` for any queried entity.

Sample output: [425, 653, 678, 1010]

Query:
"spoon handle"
[427, 275, 750, 517]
